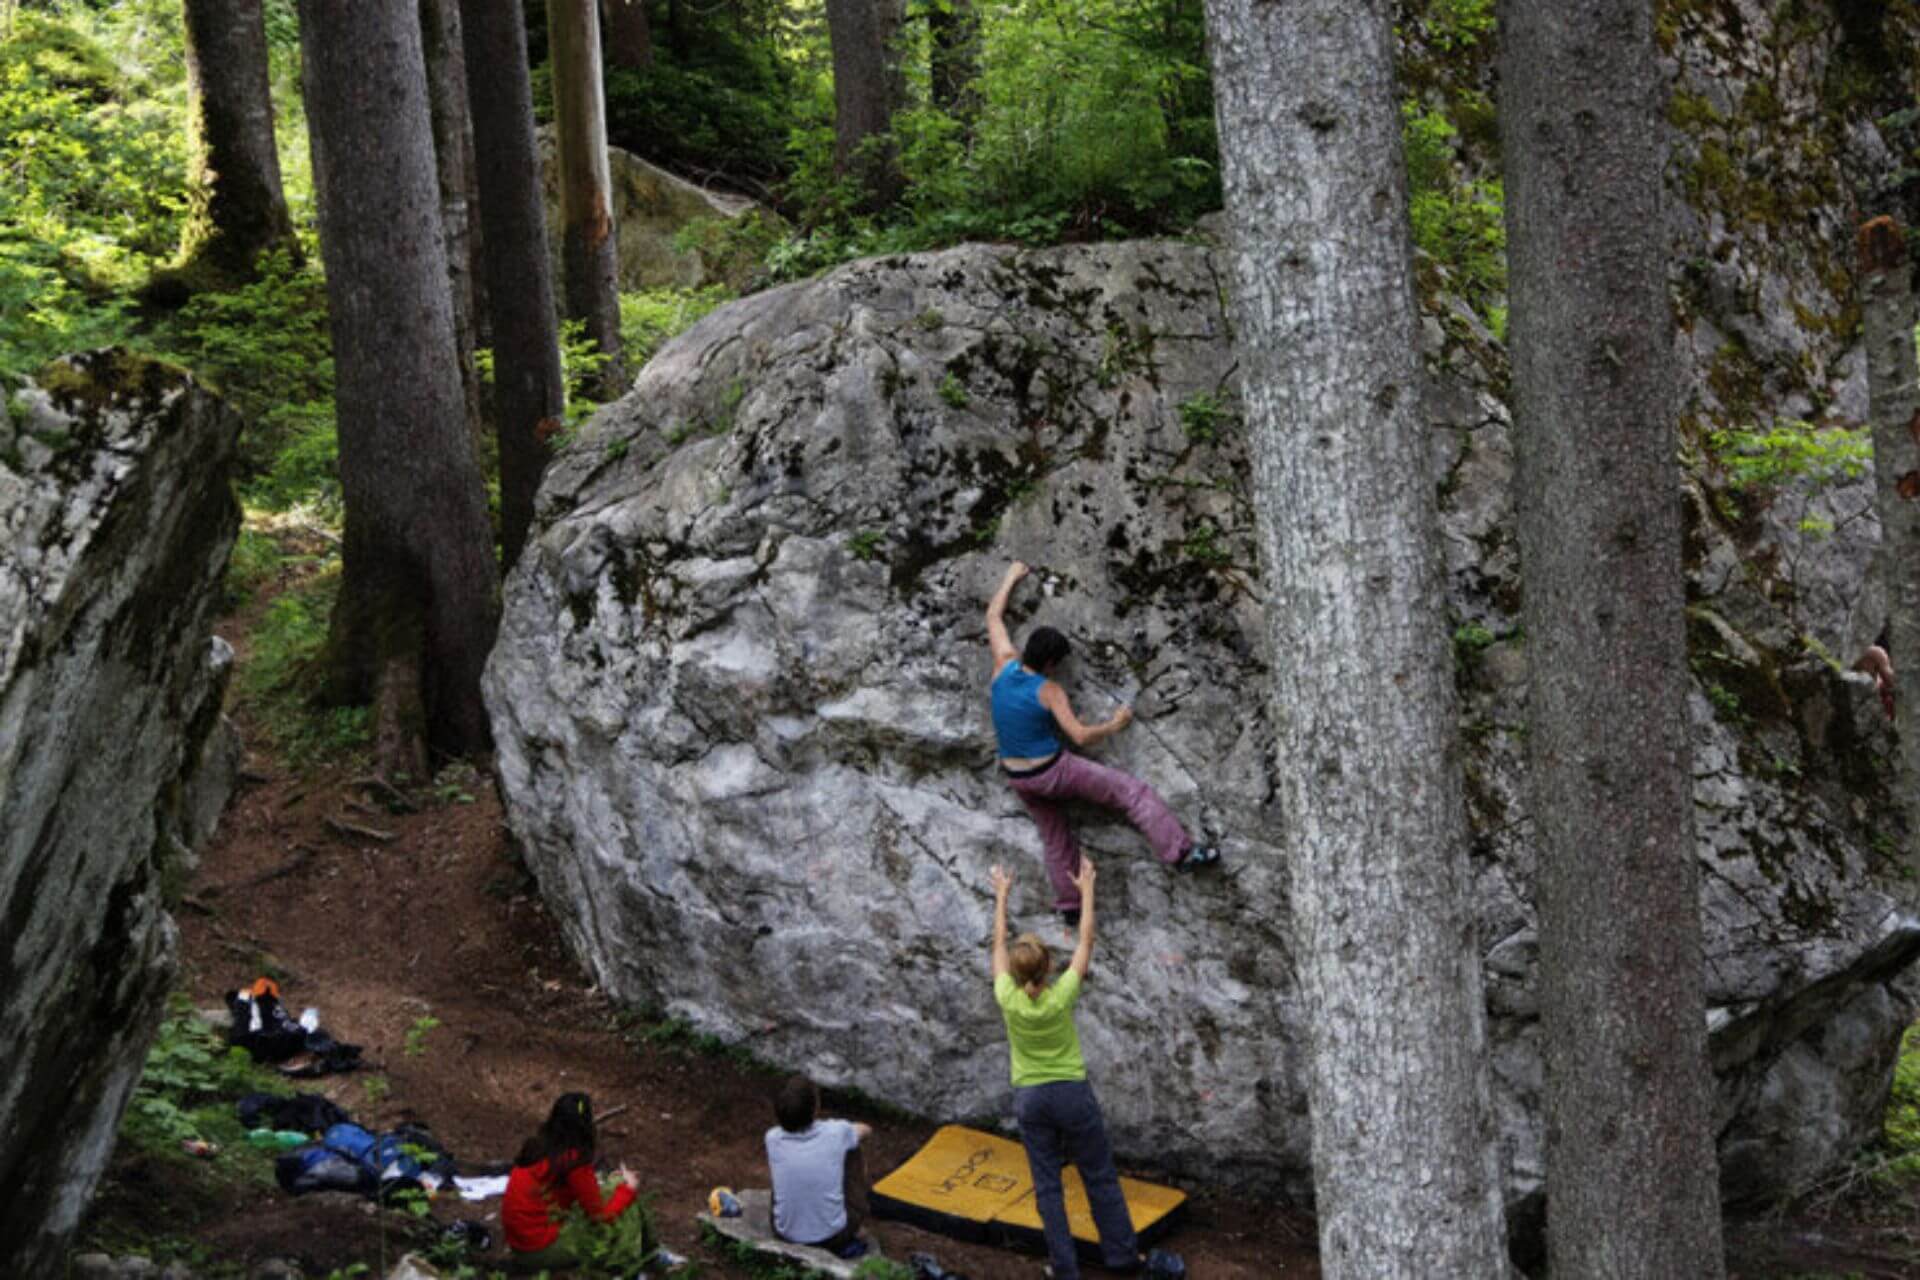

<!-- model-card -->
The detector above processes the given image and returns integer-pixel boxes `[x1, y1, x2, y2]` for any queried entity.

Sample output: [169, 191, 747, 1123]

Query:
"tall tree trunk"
[928, 0, 978, 118]
[1201, 1, 1509, 1273]
[162, 0, 298, 297]
[548, 0, 629, 399]
[462, 0, 566, 569]
[420, 0, 488, 438]
[1860, 217, 1920, 871]
[1498, 1, 1727, 1272]
[826, 0, 906, 210]
[298, 0, 500, 765]
[602, 0, 653, 70]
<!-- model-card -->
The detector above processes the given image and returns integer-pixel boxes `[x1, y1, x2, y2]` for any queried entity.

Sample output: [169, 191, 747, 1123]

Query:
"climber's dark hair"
[515, 1090, 597, 1178]
[774, 1074, 819, 1133]
[1022, 626, 1071, 674]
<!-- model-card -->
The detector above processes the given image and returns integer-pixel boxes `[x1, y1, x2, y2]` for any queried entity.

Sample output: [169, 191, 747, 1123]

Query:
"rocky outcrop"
[487, 229, 1920, 1213]
[0, 352, 241, 1276]
[538, 132, 767, 293]
[487, 0, 1920, 1226]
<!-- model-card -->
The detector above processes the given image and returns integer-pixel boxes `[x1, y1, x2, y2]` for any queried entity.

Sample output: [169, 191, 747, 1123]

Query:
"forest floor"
[72, 553, 1920, 1280]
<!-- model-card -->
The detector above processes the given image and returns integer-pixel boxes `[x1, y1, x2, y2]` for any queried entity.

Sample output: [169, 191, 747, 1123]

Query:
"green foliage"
[1452, 622, 1496, 668]
[601, 12, 803, 187]
[0, 2, 187, 375]
[770, 0, 1217, 277]
[223, 524, 285, 608]
[1879, 1024, 1920, 1180]
[1177, 391, 1231, 444]
[125, 999, 278, 1151]
[554, 1191, 659, 1274]
[237, 567, 371, 768]
[403, 1014, 442, 1059]
[362, 1075, 391, 1106]
[1402, 102, 1506, 322]
[1182, 520, 1230, 567]
[147, 251, 338, 509]
[620, 285, 733, 366]
[1706, 419, 1872, 494]
[853, 1261, 916, 1280]
[1406, 0, 1496, 53]
[937, 370, 970, 408]
[847, 528, 885, 562]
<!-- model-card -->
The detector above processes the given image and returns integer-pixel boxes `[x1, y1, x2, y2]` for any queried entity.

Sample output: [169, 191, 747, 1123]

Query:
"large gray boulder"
[486, 237, 1920, 1214]
[0, 351, 241, 1276]
[538, 132, 767, 293]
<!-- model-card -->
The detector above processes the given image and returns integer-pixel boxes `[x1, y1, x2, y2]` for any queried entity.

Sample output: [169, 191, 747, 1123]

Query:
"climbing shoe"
[1059, 908, 1082, 929]
[1177, 844, 1221, 870]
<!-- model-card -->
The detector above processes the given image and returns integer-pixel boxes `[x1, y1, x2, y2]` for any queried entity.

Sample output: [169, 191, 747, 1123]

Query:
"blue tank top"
[991, 660, 1063, 759]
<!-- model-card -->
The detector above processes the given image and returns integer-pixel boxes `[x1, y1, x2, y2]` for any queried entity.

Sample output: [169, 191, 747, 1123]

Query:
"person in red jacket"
[502, 1092, 641, 1271]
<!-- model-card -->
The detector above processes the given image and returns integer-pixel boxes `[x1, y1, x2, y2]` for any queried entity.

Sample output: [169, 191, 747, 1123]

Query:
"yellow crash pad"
[870, 1124, 1186, 1255]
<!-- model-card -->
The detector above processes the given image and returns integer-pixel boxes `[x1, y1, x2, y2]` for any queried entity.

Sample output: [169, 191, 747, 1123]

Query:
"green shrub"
[1403, 102, 1506, 322]
[620, 285, 733, 366]
[236, 567, 370, 768]
[124, 999, 278, 1152]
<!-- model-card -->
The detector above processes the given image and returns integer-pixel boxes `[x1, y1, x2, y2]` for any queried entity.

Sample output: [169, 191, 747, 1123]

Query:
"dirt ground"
[71, 570, 1920, 1279]
[141, 699, 1317, 1277]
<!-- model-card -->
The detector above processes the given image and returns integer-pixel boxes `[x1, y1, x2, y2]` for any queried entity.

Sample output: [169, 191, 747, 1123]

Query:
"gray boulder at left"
[0, 351, 241, 1277]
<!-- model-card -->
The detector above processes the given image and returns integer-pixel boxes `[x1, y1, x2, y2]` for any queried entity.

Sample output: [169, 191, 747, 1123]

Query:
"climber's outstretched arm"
[989, 864, 1013, 978]
[986, 561, 1029, 671]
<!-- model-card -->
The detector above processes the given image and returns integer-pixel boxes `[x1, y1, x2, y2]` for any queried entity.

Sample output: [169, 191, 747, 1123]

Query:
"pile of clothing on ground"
[225, 977, 363, 1076]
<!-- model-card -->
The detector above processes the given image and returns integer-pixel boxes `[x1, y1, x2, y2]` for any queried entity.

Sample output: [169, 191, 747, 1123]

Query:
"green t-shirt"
[994, 970, 1087, 1086]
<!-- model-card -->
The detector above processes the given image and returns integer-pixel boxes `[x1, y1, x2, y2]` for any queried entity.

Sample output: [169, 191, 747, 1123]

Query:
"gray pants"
[1014, 1079, 1138, 1278]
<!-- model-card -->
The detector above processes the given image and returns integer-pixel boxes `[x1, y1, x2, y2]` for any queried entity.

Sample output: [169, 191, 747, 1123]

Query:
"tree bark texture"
[601, 0, 653, 70]
[928, 0, 978, 118]
[462, 0, 565, 568]
[171, 0, 298, 290]
[547, 0, 629, 398]
[1498, 2, 1727, 1274]
[1201, 2, 1509, 1274]
[419, 0, 489, 434]
[826, 0, 906, 209]
[298, 0, 500, 762]
[1860, 217, 1920, 874]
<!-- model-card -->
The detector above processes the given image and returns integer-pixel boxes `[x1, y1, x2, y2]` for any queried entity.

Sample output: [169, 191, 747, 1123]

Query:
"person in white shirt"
[765, 1074, 873, 1257]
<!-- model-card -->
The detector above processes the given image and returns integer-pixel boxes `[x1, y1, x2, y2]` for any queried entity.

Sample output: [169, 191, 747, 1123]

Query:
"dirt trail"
[164, 699, 1318, 1276]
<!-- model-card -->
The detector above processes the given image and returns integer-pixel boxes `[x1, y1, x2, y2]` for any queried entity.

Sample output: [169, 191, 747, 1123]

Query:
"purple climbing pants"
[1006, 752, 1191, 912]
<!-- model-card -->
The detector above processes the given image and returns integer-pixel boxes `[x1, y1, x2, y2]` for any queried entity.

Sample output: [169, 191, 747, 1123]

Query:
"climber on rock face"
[984, 560, 1219, 927]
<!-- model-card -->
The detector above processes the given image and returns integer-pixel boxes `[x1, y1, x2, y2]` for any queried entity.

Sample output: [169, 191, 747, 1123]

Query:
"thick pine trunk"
[1201, 1, 1509, 1273]
[1498, 2, 1727, 1273]
[420, 0, 488, 437]
[461, 0, 565, 568]
[165, 0, 298, 295]
[298, 0, 500, 764]
[826, 0, 905, 210]
[1861, 217, 1920, 871]
[548, 0, 629, 399]
[602, 0, 653, 70]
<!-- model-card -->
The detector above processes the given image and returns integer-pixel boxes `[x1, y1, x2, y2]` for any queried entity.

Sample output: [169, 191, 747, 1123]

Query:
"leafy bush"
[620, 285, 733, 366]
[769, 0, 1218, 277]
[554, 1191, 659, 1274]
[1706, 419, 1873, 494]
[236, 567, 371, 768]
[146, 250, 337, 508]
[1403, 102, 1506, 323]
[124, 1000, 276, 1150]
[0, 2, 187, 375]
